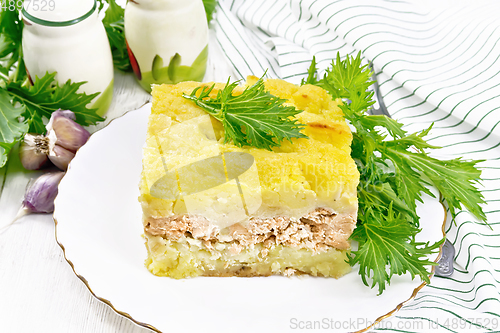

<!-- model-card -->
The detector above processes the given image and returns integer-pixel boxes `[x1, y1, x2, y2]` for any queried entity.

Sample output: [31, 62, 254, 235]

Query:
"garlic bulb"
[19, 134, 49, 170]
[18, 110, 91, 171]
[46, 110, 90, 153]
[48, 144, 75, 171]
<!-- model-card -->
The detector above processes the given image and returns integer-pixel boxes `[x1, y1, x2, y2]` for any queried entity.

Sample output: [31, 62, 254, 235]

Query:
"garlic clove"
[45, 109, 76, 130]
[19, 133, 50, 170]
[23, 171, 65, 214]
[48, 144, 75, 171]
[46, 110, 90, 153]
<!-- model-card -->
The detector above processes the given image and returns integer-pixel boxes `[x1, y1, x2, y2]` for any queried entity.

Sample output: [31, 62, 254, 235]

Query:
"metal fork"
[369, 63, 392, 118]
[368, 63, 455, 278]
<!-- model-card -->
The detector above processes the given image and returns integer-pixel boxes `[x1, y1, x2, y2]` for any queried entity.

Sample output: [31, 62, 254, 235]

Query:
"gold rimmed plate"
[53, 103, 446, 333]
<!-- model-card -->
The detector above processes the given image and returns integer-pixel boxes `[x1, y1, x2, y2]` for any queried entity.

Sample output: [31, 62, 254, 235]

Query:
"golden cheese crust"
[139, 78, 360, 279]
[140, 79, 359, 219]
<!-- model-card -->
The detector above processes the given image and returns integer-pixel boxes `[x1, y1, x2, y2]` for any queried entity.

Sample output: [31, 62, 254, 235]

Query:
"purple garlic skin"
[47, 110, 90, 153]
[23, 171, 65, 214]
[47, 110, 76, 124]
[48, 145, 75, 171]
[19, 134, 49, 170]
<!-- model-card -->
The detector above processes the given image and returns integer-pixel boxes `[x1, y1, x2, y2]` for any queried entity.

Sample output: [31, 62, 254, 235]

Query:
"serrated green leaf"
[383, 147, 486, 222]
[96, 0, 106, 12]
[350, 204, 442, 294]
[304, 51, 486, 294]
[0, 89, 28, 167]
[301, 56, 318, 85]
[320, 53, 373, 102]
[183, 76, 308, 150]
[6, 72, 103, 133]
[358, 182, 417, 222]
[102, 0, 124, 24]
[203, 0, 217, 24]
[356, 114, 406, 139]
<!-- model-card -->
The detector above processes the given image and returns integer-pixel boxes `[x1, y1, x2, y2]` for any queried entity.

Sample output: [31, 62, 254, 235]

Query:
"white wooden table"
[0, 31, 235, 333]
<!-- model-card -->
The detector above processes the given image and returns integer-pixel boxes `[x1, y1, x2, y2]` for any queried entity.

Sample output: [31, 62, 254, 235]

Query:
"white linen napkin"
[213, 0, 500, 332]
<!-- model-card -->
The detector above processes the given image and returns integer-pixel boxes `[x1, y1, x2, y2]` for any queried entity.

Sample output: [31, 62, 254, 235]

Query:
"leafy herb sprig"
[182, 76, 308, 150]
[303, 53, 487, 294]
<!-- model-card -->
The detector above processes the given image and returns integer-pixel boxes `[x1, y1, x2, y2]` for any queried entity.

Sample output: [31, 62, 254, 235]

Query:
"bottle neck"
[127, 0, 200, 11]
[22, 0, 97, 27]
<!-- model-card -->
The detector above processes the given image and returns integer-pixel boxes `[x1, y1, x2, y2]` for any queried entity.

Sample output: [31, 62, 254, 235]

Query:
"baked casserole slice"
[139, 77, 359, 278]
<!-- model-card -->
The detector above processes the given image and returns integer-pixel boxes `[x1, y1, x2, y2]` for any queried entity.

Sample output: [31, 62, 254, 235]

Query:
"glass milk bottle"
[22, 0, 114, 116]
[124, 0, 208, 92]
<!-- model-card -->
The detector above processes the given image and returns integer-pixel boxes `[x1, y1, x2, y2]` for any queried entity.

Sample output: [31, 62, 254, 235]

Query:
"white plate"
[54, 103, 446, 333]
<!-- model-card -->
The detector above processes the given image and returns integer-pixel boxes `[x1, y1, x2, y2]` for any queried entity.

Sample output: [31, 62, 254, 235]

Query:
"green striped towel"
[213, 0, 500, 332]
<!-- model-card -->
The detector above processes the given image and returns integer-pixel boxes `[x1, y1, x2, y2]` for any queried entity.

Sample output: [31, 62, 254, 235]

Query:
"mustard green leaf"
[304, 51, 486, 293]
[6, 72, 103, 133]
[0, 89, 28, 167]
[183, 76, 308, 150]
